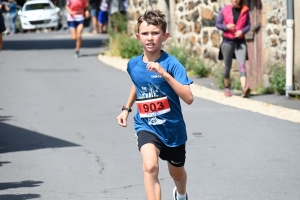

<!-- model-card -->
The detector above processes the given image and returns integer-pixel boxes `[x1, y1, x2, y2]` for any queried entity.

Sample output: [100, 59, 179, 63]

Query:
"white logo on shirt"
[151, 75, 162, 78]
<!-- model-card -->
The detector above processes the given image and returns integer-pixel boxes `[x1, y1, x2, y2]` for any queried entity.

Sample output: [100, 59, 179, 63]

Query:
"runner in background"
[65, 0, 89, 58]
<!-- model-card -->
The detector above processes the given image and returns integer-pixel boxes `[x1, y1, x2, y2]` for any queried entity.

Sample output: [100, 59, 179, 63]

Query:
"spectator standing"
[65, 0, 90, 58]
[97, 0, 108, 33]
[5, 0, 17, 34]
[216, 0, 251, 97]
[88, 0, 99, 34]
[0, 7, 6, 50]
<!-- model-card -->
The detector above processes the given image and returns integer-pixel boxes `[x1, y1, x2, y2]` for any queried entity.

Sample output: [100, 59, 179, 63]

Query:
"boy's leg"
[140, 143, 161, 200]
[168, 164, 187, 198]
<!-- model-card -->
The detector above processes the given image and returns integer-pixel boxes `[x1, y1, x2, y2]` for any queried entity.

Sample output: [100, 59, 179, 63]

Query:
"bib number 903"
[137, 96, 171, 118]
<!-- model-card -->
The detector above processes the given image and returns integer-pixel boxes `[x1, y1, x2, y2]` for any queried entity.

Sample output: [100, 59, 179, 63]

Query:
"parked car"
[1, 2, 22, 34]
[18, 0, 60, 31]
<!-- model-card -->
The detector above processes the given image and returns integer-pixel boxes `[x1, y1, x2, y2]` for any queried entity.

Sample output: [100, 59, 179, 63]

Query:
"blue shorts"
[68, 20, 85, 29]
[90, 8, 98, 17]
[98, 11, 108, 24]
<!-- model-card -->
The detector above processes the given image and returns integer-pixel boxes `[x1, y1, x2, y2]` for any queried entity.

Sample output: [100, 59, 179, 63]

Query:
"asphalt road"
[0, 31, 300, 200]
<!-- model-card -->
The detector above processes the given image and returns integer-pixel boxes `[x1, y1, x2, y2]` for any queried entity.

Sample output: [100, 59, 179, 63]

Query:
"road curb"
[98, 54, 300, 124]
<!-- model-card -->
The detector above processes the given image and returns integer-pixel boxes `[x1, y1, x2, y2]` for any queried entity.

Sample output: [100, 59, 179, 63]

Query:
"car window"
[24, 3, 52, 11]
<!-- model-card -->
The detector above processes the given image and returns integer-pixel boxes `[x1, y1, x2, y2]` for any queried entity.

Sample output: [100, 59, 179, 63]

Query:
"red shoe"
[242, 87, 251, 98]
[224, 88, 232, 97]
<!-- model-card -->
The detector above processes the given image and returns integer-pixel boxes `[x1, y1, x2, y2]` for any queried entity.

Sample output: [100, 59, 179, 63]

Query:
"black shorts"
[136, 130, 186, 167]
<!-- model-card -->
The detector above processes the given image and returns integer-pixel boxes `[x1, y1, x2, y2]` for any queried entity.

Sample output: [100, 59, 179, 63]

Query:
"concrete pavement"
[97, 55, 300, 124]
[1, 31, 300, 199]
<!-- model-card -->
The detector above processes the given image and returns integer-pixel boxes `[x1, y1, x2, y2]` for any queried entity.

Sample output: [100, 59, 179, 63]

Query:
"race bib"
[136, 96, 171, 118]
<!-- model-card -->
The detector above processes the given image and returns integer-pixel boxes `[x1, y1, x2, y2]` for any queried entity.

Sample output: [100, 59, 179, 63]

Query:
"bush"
[232, 76, 242, 90]
[106, 32, 142, 58]
[167, 45, 189, 68]
[269, 63, 286, 95]
[119, 34, 143, 58]
[186, 56, 208, 77]
[256, 86, 273, 95]
[212, 65, 225, 89]
[108, 12, 128, 34]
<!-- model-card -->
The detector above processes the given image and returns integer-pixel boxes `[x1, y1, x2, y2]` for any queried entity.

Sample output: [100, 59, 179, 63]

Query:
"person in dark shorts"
[0, 9, 6, 50]
[116, 9, 193, 200]
[65, 0, 90, 58]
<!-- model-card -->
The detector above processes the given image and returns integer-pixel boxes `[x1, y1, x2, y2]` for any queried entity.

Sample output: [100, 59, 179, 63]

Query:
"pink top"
[66, 0, 87, 21]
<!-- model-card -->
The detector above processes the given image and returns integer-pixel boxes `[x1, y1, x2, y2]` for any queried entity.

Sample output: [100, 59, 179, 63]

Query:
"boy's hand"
[116, 111, 129, 127]
[146, 62, 167, 77]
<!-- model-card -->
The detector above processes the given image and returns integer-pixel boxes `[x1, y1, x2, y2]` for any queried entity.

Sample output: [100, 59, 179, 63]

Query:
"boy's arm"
[116, 84, 136, 127]
[163, 74, 194, 105]
[146, 62, 194, 105]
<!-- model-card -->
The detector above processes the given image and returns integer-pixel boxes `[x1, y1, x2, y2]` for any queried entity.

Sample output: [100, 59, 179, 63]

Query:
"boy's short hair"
[137, 10, 167, 34]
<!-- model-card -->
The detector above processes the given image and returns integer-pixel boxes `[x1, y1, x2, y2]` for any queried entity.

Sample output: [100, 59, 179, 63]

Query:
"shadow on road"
[2, 38, 108, 51]
[0, 161, 11, 166]
[0, 193, 41, 200]
[0, 122, 80, 154]
[0, 180, 43, 190]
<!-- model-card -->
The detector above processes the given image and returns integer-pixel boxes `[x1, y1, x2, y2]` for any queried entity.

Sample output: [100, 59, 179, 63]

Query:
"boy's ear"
[163, 32, 170, 41]
[136, 33, 140, 39]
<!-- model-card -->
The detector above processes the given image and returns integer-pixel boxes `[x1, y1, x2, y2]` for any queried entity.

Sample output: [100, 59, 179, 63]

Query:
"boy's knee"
[143, 161, 159, 174]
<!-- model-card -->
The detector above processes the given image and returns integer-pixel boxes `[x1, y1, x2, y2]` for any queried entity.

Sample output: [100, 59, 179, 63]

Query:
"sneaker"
[74, 51, 80, 58]
[173, 187, 188, 200]
[242, 87, 251, 98]
[224, 88, 232, 97]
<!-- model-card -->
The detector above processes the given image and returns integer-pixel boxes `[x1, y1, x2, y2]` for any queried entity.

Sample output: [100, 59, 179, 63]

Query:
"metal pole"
[285, 0, 294, 96]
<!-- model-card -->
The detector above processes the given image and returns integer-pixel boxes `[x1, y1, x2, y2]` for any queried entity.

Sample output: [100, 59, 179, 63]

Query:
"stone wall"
[261, 0, 286, 67]
[126, 0, 299, 89]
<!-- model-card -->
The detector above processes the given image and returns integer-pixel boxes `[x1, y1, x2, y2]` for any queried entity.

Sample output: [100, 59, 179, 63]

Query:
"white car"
[18, 0, 60, 31]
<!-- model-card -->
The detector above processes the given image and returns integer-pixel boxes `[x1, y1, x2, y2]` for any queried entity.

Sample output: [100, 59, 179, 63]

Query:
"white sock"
[177, 192, 186, 200]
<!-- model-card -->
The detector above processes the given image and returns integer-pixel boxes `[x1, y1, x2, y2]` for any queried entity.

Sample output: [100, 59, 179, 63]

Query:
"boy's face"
[136, 21, 169, 53]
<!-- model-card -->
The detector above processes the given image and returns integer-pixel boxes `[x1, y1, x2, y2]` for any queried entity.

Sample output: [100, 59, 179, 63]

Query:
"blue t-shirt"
[127, 50, 193, 147]
[9, 3, 17, 14]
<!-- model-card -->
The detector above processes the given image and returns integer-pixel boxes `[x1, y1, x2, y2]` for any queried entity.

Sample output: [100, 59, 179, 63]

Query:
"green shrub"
[186, 56, 208, 77]
[167, 45, 189, 68]
[107, 32, 142, 58]
[269, 63, 286, 95]
[212, 65, 225, 89]
[233, 76, 242, 90]
[119, 34, 143, 58]
[108, 12, 128, 34]
[256, 86, 273, 95]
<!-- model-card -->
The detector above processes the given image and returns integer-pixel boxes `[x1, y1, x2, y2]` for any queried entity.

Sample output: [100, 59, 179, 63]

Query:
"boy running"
[116, 9, 193, 200]
[65, 0, 89, 58]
